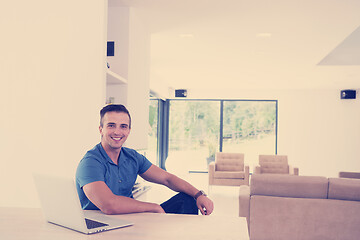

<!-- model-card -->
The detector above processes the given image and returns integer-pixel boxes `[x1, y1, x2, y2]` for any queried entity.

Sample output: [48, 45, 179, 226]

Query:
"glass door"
[166, 100, 220, 174]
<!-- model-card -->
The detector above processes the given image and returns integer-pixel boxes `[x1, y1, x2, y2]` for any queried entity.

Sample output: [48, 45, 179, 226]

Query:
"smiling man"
[76, 104, 214, 215]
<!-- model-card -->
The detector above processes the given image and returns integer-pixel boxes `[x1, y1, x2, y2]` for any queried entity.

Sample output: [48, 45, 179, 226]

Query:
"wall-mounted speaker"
[340, 89, 356, 99]
[175, 89, 187, 97]
[107, 41, 115, 56]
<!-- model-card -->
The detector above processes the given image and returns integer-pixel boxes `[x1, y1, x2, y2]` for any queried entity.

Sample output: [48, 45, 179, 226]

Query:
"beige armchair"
[208, 152, 249, 187]
[254, 154, 299, 175]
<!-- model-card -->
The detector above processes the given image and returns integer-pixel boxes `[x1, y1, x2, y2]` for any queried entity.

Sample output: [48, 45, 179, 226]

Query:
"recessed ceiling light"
[179, 34, 194, 38]
[256, 33, 272, 38]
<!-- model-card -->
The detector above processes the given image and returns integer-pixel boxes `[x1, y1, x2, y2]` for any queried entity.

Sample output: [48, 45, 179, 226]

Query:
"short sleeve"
[121, 147, 152, 175]
[76, 156, 106, 188]
[138, 154, 152, 174]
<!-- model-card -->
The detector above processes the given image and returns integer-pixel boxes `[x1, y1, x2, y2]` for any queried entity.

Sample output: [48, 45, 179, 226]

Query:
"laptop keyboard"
[85, 218, 109, 229]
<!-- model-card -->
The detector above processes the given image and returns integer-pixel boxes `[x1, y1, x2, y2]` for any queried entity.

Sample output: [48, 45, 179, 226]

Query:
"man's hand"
[196, 195, 214, 215]
[140, 165, 215, 215]
[151, 204, 166, 213]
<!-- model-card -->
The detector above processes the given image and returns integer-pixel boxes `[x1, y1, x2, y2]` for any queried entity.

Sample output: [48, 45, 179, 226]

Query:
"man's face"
[99, 111, 130, 151]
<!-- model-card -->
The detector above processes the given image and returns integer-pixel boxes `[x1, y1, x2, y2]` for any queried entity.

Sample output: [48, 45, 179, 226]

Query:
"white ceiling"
[114, 0, 360, 91]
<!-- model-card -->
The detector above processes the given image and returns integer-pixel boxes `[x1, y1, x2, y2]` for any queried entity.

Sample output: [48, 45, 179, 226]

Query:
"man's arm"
[140, 165, 214, 215]
[82, 181, 165, 215]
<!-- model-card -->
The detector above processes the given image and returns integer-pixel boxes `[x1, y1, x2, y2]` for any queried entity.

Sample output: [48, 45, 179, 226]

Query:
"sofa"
[239, 174, 360, 240]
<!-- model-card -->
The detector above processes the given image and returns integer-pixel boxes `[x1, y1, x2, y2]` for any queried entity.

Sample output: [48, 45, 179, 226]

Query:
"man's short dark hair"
[100, 104, 131, 128]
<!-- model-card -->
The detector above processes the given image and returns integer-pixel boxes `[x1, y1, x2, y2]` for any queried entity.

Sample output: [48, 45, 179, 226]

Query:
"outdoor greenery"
[148, 100, 277, 168]
[147, 100, 159, 164]
[148, 102, 158, 138]
[223, 101, 276, 141]
[168, 100, 276, 158]
[169, 101, 220, 153]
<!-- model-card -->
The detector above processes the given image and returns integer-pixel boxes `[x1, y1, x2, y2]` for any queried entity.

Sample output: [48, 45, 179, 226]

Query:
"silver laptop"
[33, 173, 133, 234]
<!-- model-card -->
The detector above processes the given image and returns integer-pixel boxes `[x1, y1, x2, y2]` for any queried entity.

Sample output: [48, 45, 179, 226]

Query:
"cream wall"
[277, 89, 360, 177]
[106, 3, 150, 150]
[125, 9, 150, 150]
[186, 88, 360, 177]
[0, 1, 107, 207]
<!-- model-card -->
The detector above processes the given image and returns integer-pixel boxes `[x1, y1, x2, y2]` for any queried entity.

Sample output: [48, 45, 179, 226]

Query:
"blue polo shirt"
[75, 143, 152, 210]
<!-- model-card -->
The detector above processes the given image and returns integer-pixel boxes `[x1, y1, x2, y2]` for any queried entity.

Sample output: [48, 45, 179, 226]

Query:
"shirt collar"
[97, 143, 122, 165]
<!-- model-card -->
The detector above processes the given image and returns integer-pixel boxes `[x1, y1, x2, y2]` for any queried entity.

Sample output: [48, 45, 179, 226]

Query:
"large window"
[166, 101, 220, 174]
[148, 99, 277, 174]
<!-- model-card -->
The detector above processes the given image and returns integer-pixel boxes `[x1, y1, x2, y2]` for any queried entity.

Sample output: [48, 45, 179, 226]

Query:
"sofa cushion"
[215, 153, 244, 171]
[339, 171, 360, 179]
[259, 155, 288, 165]
[260, 163, 289, 174]
[328, 178, 360, 201]
[258, 155, 289, 174]
[216, 162, 244, 171]
[250, 174, 328, 199]
[214, 171, 245, 179]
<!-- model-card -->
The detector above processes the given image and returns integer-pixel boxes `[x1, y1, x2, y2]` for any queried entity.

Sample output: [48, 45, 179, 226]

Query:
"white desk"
[0, 208, 249, 240]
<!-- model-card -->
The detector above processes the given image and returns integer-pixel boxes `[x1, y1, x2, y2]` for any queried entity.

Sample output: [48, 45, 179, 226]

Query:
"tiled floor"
[144, 172, 241, 217]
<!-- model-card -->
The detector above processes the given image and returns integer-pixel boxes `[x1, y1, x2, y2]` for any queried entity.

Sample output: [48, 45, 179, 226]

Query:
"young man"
[76, 104, 214, 215]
